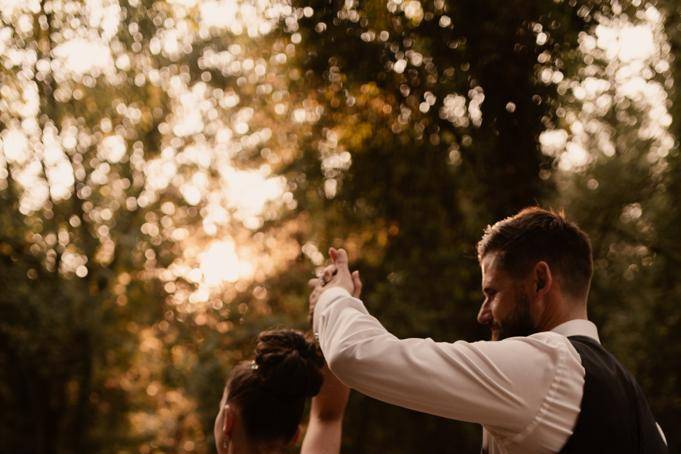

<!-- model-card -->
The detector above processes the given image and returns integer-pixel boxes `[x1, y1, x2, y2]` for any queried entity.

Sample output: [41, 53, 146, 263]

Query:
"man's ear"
[288, 426, 301, 447]
[534, 261, 553, 299]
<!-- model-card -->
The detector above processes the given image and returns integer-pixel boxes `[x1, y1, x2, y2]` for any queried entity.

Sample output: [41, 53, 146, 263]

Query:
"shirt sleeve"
[313, 287, 584, 444]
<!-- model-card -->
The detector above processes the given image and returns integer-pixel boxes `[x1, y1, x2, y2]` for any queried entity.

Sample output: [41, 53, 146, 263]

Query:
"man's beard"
[493, 290, 538, 341]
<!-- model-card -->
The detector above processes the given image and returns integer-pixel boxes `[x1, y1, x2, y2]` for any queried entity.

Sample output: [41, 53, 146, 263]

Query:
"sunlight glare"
[53, 39, 113, 75]
[596, 24, 655, 62]
[559, 142, 591, 171]
[223, 167, 286, 229]
[1, 128, 29, 164]
[199, 240, 254, 287]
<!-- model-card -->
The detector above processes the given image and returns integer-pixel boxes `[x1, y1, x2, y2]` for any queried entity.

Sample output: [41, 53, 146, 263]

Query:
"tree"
[549, 2, 680, 447]
[0, 0, 291, 451]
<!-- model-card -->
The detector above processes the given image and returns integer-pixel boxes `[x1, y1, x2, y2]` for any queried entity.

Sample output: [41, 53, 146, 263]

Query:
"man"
[309, 207, 668, 453]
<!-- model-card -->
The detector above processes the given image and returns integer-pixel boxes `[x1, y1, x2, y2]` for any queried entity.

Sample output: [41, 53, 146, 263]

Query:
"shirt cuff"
[313, 286, 352, 336]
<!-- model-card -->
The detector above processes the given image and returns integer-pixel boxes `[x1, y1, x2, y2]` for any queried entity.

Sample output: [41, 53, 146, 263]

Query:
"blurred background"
[0, 0, 679, 452]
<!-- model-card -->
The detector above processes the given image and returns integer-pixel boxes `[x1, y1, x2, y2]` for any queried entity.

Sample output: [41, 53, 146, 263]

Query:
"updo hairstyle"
[226, 329, 324, 443]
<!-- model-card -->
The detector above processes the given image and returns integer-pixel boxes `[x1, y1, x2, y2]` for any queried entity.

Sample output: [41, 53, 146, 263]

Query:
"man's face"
[478, 251, 537, 341]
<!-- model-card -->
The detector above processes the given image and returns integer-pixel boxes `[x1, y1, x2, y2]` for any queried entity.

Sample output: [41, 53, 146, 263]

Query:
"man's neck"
[540, 297, 588, 332]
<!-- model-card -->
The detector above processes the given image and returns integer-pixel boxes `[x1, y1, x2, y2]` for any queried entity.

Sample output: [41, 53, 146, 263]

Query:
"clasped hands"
[308, 247, 362, 323]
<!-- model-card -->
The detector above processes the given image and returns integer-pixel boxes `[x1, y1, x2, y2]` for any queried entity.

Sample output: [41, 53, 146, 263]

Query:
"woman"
[213, 329, 350, 454]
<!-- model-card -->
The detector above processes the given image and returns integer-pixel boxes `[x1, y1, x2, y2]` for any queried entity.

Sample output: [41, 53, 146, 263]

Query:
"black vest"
[559, 335, 668, 454]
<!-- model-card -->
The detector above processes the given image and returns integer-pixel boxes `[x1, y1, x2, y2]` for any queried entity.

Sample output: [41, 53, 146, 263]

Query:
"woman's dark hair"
[226, 329, 324, 444]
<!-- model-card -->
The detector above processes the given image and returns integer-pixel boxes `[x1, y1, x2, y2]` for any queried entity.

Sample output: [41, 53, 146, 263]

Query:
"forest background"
[1, 0, 680, 452]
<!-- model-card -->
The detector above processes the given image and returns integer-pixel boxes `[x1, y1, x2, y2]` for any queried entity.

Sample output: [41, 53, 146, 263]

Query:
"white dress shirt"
[313, 287, 598, 454]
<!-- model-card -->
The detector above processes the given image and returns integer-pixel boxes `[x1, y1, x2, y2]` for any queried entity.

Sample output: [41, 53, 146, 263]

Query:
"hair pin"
[250, 360, 259, 370]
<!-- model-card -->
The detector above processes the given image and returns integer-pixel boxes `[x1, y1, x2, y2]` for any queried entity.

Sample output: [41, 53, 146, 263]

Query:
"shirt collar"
[551, 319, 601, 344]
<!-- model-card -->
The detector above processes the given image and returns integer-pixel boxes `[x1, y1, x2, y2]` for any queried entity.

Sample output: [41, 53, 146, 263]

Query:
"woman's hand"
[300, 366, 350, 454]
[312, 365, 351, 422]
[302, 251, 360, 453]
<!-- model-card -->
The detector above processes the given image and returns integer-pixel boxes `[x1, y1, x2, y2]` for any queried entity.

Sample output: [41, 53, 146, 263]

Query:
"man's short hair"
[477, 207, 593, 299]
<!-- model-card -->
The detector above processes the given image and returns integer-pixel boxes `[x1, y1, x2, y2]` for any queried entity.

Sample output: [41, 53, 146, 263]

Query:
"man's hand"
[308, 248, 362, 324]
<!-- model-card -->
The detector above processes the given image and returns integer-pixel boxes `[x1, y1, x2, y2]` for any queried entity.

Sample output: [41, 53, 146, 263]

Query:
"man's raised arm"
[311, 248, 583, 441]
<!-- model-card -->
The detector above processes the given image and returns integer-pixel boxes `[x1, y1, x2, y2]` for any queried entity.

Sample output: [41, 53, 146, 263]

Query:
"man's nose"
[477, 299, 492, 325]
